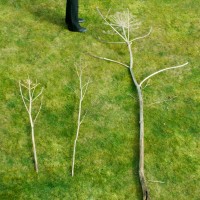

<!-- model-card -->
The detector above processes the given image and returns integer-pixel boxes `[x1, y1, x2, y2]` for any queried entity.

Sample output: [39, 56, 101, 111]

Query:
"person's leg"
[65, 0, 79, 29]
[65, 0, 86, 32]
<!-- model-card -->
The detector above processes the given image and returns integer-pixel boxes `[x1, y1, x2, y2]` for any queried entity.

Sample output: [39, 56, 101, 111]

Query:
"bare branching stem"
[97, 8, 127, 41]
[19, 78, 43, 173]
[72, 65, 90, 177]
[93, 8, 189, 200]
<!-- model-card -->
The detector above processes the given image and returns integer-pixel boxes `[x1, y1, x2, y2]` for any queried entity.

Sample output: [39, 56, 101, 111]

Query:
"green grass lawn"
[0, 0, 199, 199]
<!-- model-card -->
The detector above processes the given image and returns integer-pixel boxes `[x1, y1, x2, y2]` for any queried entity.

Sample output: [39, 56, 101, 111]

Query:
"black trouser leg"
[65, 0, 80, 30]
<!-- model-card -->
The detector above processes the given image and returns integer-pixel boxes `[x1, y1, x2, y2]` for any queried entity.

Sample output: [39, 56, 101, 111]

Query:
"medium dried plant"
[19, 78, 44, 173]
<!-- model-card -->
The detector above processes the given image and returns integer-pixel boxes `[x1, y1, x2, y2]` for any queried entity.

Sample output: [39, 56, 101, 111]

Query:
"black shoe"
[65, 18, 85, 24]
[78, 18, 85, 23]
[68, 27, 87, 33]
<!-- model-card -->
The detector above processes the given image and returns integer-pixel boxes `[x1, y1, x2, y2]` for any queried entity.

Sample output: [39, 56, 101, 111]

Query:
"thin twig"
[97, 8, 127, 41]
[139, 62, 189, 86]
[105, 7, 111, 19]
[34, 98, 43, 123]
[127, 9, 130, 41]
[122, 26, 128, 41]
[82, 80, 91, 100]
[82, 79, 92, 89]
[80, 111, 88, 125]
[141, 79, 151, 90]
[23, 96, 30, 102]
[31, 81, 39, 98]
[75, 65, 80, 78]
[131, 27, 152, 42]
[32, 87, 44, 102]
[20, 83, 29, 89]
[19, 81, 29, 113]
[87, 52, 129, 68]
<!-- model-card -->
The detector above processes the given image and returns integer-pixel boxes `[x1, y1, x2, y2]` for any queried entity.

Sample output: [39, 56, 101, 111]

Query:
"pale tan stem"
[72, 91, 82, 177]
[131, 27, 152, 43]
[137, 84, 150, 200]
[87, 53, 129, 68]
[128, 43, 150, 200]
[139, 62, 189, 86]
[72, 66, 90, 177]
[28, 80, 38, 173]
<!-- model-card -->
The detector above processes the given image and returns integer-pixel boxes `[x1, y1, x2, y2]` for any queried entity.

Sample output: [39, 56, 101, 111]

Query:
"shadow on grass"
[27, 6, 66, 28]
[2, 0, 66, 28]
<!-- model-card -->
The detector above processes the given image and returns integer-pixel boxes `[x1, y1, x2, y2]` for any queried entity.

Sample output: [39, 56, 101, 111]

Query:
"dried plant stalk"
[19, 78, 43, 173]
[91, 8, 189, 200]
[72, 65, 91, 177]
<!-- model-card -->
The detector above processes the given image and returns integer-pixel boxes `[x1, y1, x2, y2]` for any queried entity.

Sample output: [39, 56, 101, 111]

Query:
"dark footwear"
[78, 27, 87, 32]
[78, 18, 85, 23]
[65, 18, 85, 24]
[68, 27, 87, 33]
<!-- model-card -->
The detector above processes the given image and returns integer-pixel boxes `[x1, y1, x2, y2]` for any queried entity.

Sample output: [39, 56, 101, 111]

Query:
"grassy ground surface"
[0, 0, 199, 199]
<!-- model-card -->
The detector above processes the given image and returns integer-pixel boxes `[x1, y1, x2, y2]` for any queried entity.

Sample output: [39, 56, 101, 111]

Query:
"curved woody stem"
[127, 42, 150, 200]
